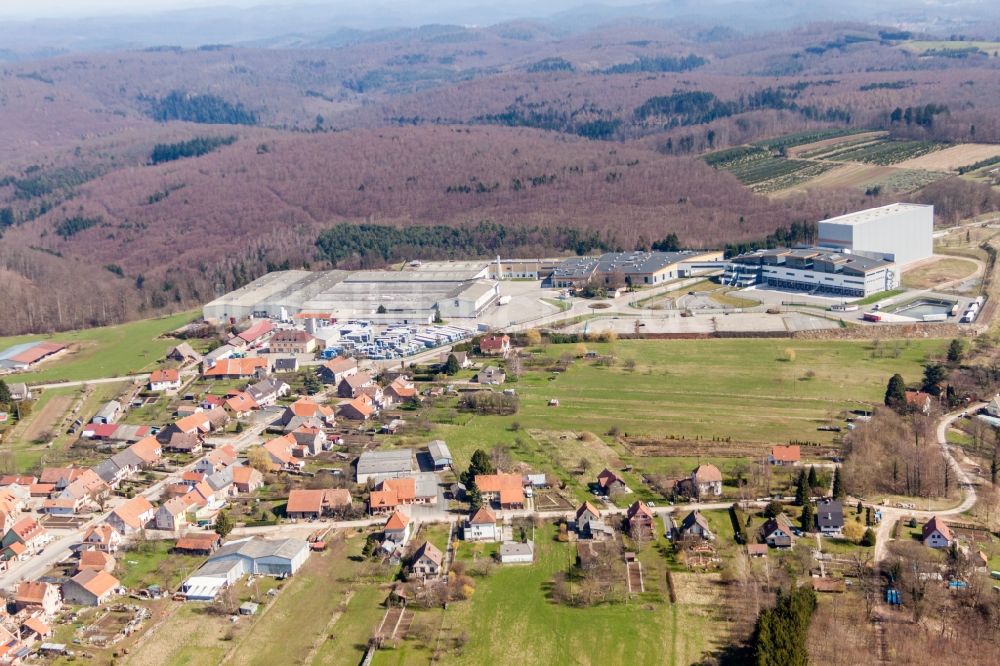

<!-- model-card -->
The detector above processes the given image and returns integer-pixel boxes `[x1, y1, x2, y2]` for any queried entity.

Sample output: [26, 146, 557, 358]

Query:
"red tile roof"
[150, 368, 180, 383]
[770, 445, 801, 463]
[204, 357, 268, 377]
[237, 320, 274, 343]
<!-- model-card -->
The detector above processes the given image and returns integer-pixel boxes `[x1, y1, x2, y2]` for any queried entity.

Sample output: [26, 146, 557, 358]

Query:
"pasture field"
[0, 310, 197, 383]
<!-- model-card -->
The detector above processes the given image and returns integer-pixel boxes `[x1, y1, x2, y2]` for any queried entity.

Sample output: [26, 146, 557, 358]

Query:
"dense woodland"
[1, 20, 1000, 333]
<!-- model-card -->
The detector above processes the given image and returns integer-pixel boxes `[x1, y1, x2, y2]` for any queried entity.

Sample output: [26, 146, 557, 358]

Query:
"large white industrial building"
[817, 203, 933, 269]
[203, 262, 499, 322]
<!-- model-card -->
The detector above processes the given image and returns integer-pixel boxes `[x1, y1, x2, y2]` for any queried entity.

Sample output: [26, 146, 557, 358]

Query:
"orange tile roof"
[770, 445, 801, 463]
[175, 534, 221, 551]
[73, 569, 119, 598]
[323, 357, 356, 373]
[111, 496, 154, 530]
[128, 436, 162, 464]
[263, 435, 302, 467]
[174, 412, 211, 434]
[341, 396, 375, 418]
[469, 506, 497, 525]
[286, 488, 351, 514]
[225, 391, 258, 413]
[79, 550, 115, 571]
[23, 616, 50, 637]
[11, 517, 45, 541]
[380, 478, 416, 502]
[204, 357, 268, 377]
[475, 473, 524, 506]
[150, 368, 180, 383]
[15, 581, 51, 605]
[83, 524, 118, 546]
[385, 509, 410, 530]
[288, 397, 334, 418]
[232, 467, 260, 486]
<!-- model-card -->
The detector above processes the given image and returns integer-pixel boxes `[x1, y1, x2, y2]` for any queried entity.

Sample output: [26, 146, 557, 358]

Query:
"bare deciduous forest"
[2, 19, 1000, 333]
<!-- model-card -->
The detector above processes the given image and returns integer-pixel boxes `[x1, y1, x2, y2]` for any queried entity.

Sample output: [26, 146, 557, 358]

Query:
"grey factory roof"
[733, 247, 892, 273]
[210, 537, 309, 563]
[194, 557, 245, 579]
[552, 251, 712, 279]
[357, 449, 415, 477]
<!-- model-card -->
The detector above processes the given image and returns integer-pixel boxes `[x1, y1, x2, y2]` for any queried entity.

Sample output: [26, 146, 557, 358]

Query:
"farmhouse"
[626, 501, 655, 539]
[410, 541, 443, 578]
[691, 464, 723, 497]
[905, 391, 933, 415]
[464, 506, 498, 542]
[768, 445, 801, 466]
[369, 475, 437, 514]
[15, 582, 61, 616]
[166, 343, 203, 365]
[61, 570, 119, 606]
[922, 516, 953, 549]
[269, 329, 317, 355]
[679, 510, 715, 541]
[479, 334, 510, 356]
[78, 550, 116, 574]
[475, 473, 525, 509]
[816, 498, 845, 535]
[596, 468, 628, 495]
[81, 525, 121, 553]
[762, 514, 796, 548]
[285, 488, 352, 519]
[149, 368, 181, 392]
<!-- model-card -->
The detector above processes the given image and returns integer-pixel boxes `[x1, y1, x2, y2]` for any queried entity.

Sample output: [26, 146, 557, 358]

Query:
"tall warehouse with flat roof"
[816, 203, 933, 269]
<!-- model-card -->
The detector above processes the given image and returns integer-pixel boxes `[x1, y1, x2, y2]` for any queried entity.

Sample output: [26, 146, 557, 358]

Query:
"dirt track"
[21, 394, 72, 443]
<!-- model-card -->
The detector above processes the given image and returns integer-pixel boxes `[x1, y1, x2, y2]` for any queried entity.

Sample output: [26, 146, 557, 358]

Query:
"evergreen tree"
[0, 380, 9, 405]
[884, 374, 906, 410]
[445, 354, 461, 376]
[302, 373, 322, 395]
[807, 465, 818, 489]
[794, 470, 807, 506]
[376, 304, 387, 314]
[946, 339, 964, 364]
[800, 504, 814, 532]
[832, 467, 845, 499]
[214, 510, 234, 538]
[433, 308, 443, 324]
[861, 528, 877, 547]
[922, 363, 947, 395]
[461, 449, 496, 489]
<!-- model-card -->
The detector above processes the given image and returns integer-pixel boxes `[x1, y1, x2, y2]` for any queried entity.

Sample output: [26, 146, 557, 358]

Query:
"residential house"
[410, 541, 443, 578]
[262, 435, 305, 472]
[105, 496, 155, 536]
[762, 514, 796, 548]
[195, 445, 239, 475]
[21, 616, 52, 643]
[988, 395, 1000, 418]
[39, 467, 84, 491]
[691, 464, 723, 497]
[499, 541, 534, 564]
[816, 499, 844, 535]
[166, 343, 203, 365]
[14, 582, 61, 616]
[385, 377, 418, 404]
[206, 466, 236, 498]
[479, 334, 511, 357]
[269, 329, 317, 355]
[232, 466, 264, 494]
[62, 570, 120, 606]
[277, 397, 335, 431]
[157, 412, 212, 444]
[318, 357, 358, 385]
[91, 400, 122, 424]
[338, 371, 375, 398]
[427, 440, 453, 470]
[906, 391, 933, 415]
[78, 550, 116, 574]
[575, 502, 610, 539]
[149, 368, 182, 392]
[274, 357, 299, 373]
[165, 432, 203, 454]
[475, 473, 525, 509]
[768, 445, 801, 466]
[206, 406, 231, 432]
[339, 395, 376, 421]
[596, 468, 628, 495]
[8, 383, 31, 401]
[369, 477, 419, 515]
[128, 436, 163, 467]
[203, 357, 268, 379]
[285, 488, 352, 519]
[224, 391, 258, 417]
[41, 497, 82, 515]
[155, 497, 190, 532]
[81, 525, 121, 553]
[679, 510, 715, 541]
[464, 506, 498, 542]
[3, 516, 47, 555]
[477, 366, 506, 385]
[383, 510, 412, 546]
[626, 501, 655, 539]
[289, 426, 327, 457]
[438, 351, 470, 369]
[922, 516, 953, 549]
[246, 377, 290, 408]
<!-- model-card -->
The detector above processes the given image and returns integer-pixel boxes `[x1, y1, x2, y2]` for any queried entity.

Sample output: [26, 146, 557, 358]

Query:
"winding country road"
[873, 404, 982, 564]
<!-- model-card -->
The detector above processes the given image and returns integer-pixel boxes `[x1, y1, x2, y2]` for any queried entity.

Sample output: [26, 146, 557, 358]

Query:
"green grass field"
[434, 523, 724, 665]
[0, 310, 197, 383]
[399, 338, 948, 475]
